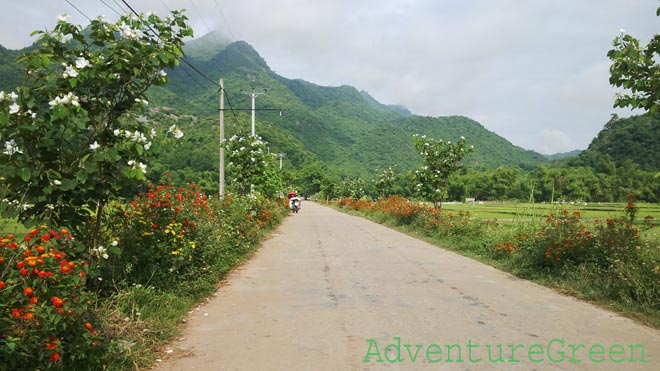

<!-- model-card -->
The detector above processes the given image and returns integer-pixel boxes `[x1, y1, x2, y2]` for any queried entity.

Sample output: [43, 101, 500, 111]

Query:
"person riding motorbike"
[288, 192, 301, 213]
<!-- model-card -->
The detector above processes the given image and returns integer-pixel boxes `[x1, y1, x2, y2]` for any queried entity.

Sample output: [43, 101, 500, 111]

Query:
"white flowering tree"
[0, 11, 191, 247]
[607, 7, 660, 114]
[413, 135, 473, 207]
[374, 165, 396, 199]
[223, 133, 282, 198]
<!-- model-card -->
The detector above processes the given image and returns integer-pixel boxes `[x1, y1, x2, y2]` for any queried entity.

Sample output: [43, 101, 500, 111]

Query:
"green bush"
[0, 228, 104, 370]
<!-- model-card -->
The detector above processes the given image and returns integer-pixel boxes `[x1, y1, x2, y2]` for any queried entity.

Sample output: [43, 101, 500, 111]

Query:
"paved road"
[154, 202, 660, 370]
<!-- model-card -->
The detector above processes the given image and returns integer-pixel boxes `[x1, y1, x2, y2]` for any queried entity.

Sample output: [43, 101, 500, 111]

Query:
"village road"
[153, 201, 660, 370]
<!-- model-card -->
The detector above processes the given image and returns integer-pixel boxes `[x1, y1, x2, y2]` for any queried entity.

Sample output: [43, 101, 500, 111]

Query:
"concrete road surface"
[153, 201, 660, 370]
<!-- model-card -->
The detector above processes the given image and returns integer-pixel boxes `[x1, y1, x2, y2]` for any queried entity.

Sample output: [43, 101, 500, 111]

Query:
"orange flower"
[51, 296, 65, 308]
[85, 322, 94, 331]
[23, 287, 33, 296]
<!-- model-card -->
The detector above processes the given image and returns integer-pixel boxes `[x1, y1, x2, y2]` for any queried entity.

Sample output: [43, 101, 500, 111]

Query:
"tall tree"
[413, 135, 473, 207]
[0, 11, 192, 247]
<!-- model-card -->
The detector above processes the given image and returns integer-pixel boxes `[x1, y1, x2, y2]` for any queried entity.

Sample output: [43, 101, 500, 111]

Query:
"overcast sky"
[1, 0, 657, 154]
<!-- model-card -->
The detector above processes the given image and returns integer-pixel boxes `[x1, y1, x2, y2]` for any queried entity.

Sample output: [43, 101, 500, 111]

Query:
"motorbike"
[289, 197, 301, 213]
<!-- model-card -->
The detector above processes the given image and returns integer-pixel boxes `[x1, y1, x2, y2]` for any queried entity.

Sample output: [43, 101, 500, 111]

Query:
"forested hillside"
[1, 35, 658, 201]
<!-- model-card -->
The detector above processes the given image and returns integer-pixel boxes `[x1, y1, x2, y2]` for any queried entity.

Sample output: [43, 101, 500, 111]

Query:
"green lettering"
[486, 344, 505, 363]
[363, 338, 383, 363]
[608, 344, 625, 363]
[628, 344, 646, 362]
[507, 343, 523, 363]
[547, 338, 565, 363]
[568, 343, 585, 363]
[446, 343, 463, 362]
[403, 343, 423, 362]
[426, 344, 443, 363]
[528, 344, 544, 363]
[384, 337, 402, 363]
[467, 339, 482, 363]
[589, 344, 605, 363]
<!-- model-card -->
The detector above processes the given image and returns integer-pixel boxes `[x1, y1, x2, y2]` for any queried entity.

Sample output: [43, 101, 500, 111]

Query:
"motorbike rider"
[288, 191, 301, 213]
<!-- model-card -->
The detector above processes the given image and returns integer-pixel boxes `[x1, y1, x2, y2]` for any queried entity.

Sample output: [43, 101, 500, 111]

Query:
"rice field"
[439, 201, 660, 221]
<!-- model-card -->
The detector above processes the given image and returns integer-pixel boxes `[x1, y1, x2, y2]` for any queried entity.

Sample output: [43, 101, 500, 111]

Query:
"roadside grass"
[331, 197, 660, 330]
[98, 197, 290, 370]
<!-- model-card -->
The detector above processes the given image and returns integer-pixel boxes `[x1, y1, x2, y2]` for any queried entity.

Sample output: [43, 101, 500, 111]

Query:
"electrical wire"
[64, 0, 91, 21]
[213, 0, 236, 41]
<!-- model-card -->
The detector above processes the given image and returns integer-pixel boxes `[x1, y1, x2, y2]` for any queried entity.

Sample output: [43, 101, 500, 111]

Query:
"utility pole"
[278, 153, 284, 170]
[219, 78, 225, 197]
[243, 88, 266, 136]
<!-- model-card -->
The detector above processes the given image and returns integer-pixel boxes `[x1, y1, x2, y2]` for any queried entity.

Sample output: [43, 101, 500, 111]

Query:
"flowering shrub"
[373, 196, 421, 224]
[347, 199, 374, 212]
[0, 11, 191, 240]
[0, 227, 103, 370]
[107, 182, 212, 289]
[222, 133, 282, 197]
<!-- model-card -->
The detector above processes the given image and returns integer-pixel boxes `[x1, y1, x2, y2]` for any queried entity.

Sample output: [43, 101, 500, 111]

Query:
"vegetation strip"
[332, 196, 660, 330]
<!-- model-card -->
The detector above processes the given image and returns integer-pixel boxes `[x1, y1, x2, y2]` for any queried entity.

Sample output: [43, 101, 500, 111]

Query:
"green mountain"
[150, 38, 549, 177]
[569, 114, 660, 172]
[1, 36, 549, 185]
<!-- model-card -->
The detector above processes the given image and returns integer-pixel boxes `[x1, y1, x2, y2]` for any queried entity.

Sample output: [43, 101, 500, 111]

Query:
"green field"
[440, 201, 660, 221]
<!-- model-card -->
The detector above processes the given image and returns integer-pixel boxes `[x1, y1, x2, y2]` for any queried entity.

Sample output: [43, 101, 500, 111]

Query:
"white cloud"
[1, 0, 658, 154]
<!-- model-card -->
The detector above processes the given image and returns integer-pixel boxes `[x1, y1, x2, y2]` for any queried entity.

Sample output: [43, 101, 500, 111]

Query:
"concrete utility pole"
[219, 78, 225, 197]
[243, 88, 266, 136]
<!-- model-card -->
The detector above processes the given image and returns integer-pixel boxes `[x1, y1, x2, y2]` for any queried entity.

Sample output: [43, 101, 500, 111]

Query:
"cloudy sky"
[1, 0, 657, 154]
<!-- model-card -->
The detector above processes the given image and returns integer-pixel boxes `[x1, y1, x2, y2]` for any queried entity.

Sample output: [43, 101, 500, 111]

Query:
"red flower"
[51, 296, 65, 308]
[0, 281, 4, 289]
[41, 234, 50, 242]
[23, 287, 33, 296]
[50, 352, 60, 362]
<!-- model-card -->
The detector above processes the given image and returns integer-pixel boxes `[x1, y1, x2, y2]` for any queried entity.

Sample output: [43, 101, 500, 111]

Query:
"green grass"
[0, 218, 30, 234]
[441, 202, 660, 221]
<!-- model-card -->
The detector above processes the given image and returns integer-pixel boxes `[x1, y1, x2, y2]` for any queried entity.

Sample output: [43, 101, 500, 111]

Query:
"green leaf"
[61, 178, 78, 191]
[69, 78, 78, 88]
[18, 168, 30, 182]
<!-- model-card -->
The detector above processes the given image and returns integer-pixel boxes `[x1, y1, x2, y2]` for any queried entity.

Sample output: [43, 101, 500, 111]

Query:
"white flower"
[3, 139, 23, 156]
[167, 124, 176, 133]
[173, 129, 184, 139]
[460, 136, 465, 140]
[0, 91, 5, 101]
[89, 141, 100, 150]
[134, 98, 148, 106]
[75, 57, 91, 69]
[9, 92, 18, 101]
[127, 160, 135, 166]
[149, 128, 157, 138]
[138, 162, 147, 174]
[53, 180, 62, 186]
[144, 142, 152, 150]
[158, 70, 167, 77]
[62, 64, 78, 78]
[111, 240, 118, 246]
[119, 23, 139, 40]
[137, 115, 148, 123]
[8, 103, 20, 115]
[57, 14, 71, 22]
[113, 129, 121, 136]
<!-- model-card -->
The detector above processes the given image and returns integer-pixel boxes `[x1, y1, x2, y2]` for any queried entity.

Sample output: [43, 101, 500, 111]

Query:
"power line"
[213, 0, 236, 41]
[64, 0, 91, 21]
[99, 0, 123, 16]
[188, 0, 223, 48]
